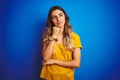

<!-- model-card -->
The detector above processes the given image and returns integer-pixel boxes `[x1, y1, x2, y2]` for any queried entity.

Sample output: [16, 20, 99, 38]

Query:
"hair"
[42, 6, 73, 51]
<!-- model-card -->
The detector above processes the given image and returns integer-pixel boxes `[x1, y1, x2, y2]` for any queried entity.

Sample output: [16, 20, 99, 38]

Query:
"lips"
[57, 22, 62, 25]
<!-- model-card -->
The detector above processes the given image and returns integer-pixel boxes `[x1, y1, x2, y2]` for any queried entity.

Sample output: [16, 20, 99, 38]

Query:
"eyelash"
[59, 14, 63, 16]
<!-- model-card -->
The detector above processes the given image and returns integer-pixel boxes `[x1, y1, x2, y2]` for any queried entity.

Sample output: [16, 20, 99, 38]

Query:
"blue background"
[1, 0, 120, 80]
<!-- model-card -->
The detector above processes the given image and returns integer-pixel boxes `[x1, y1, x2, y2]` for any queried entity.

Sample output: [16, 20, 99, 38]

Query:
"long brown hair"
[42, 6, 73, 50]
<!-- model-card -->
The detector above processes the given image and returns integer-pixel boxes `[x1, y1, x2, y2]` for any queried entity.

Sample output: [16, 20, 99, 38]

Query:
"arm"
[42, 40, 56, 62]
[42, 27, 60, 62]
[44, 48, 81, 68]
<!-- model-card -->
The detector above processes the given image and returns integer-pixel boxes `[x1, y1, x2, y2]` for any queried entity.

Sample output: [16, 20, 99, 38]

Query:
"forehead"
[51, 9, 64, 16]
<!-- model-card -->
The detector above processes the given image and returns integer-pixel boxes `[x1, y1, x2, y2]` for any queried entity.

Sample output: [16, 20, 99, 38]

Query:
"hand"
[43, 59, 56, 65]
[52, 27, 60, 39]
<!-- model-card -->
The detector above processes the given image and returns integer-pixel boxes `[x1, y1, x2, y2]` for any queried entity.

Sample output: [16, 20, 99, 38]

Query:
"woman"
[40, 6, 82, 80]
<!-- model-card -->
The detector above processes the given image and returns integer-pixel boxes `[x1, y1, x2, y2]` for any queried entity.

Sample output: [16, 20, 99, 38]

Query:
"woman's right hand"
[52, 27, 60, 39]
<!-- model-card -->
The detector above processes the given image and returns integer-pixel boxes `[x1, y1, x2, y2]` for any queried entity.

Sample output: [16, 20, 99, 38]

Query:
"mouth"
[57, 22, 62, 25]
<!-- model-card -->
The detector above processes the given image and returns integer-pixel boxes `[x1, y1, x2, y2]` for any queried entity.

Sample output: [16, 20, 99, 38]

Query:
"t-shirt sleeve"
[72, 32, 82, 49]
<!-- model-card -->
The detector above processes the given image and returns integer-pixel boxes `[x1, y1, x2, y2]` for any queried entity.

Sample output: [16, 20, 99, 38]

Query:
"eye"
[59, 13, 63, 17]
[51, 16, 56, 19]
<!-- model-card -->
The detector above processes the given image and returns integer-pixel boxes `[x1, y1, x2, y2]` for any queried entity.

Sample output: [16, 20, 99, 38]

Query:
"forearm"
[55, 59, 80, 68]
[42, 41, 56, 61]
[43, 59, 80, 68]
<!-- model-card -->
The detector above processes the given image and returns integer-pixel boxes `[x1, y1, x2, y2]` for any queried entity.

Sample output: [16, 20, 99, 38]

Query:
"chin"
[57, 25, 64, 28]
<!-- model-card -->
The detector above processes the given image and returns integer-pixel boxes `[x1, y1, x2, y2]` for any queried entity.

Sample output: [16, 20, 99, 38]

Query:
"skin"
[42, 9, 81, 68]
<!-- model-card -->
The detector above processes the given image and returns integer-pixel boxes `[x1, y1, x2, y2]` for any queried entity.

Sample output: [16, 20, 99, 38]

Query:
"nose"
[56, 16, 60, 21]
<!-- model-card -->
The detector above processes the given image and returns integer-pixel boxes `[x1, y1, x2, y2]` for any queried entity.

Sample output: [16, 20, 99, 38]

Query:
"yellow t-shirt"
[40, 32, 82, 80]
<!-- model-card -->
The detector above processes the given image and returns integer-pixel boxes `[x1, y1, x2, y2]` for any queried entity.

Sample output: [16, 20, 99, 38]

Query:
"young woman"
[40, 6, 82, 80]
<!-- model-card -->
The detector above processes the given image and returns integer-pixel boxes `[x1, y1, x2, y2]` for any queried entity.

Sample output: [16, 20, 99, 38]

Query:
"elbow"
[74, 63, 80, 68]
[42, 53, 49, 62]
[43, 57, 49, 62]
[75, 64, 80, 68]
[73, 60, 80, 68]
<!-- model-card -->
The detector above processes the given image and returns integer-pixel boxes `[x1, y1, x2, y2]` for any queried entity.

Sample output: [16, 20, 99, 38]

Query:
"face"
[51, 9, 65, 28]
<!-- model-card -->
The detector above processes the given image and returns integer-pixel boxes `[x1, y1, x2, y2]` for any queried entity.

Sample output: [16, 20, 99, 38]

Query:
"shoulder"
[71, 32, 82, 48]
[71, 32, 80, 39]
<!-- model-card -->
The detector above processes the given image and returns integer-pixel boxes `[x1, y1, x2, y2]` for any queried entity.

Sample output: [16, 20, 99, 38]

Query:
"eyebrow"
[59, 12, 64, 15]
[52, 12, 64, 16]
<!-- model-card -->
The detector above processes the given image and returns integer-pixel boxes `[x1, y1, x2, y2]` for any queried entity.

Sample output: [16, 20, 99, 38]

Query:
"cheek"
[52, 20, 57, 24]
[63, 18, 65, 23]
[62, 17, 65, 22]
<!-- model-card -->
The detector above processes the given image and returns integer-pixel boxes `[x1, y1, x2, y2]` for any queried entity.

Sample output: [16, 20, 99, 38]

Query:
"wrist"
[49, 37, 58, 41]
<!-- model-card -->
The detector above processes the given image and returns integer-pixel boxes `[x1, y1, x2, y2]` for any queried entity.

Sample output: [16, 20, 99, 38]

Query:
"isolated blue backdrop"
[1, 0, 120, 80]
